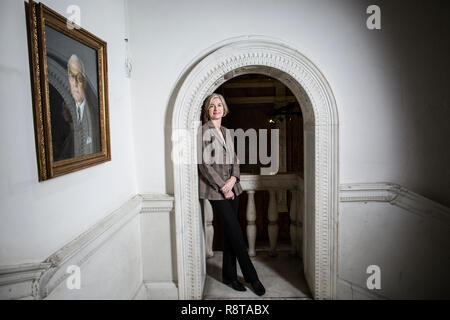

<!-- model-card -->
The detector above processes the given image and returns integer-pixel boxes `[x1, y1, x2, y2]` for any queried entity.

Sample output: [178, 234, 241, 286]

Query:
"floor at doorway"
[203, 250, 312, 300]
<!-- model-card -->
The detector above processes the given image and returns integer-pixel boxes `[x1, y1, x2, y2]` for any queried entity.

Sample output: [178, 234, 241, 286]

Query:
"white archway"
[171, 37, 339, 299]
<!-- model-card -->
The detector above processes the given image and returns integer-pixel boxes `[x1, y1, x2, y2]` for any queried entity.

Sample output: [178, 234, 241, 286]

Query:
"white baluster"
[297, 190, 304, 258]
[204, 199, 214, 258]
[289, 189, 297, 256]
[268, 189, 279, 257]
[246, 190, 257, 257]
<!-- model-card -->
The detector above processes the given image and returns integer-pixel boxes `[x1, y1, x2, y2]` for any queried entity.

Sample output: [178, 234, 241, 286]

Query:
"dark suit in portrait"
[72, 98, 100, 157]
[67, 54, 101, 158]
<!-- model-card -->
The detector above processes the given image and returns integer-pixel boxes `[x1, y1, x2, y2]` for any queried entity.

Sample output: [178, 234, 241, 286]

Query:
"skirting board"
[144, 281, 178, 300]
[132, 283, 147, 300]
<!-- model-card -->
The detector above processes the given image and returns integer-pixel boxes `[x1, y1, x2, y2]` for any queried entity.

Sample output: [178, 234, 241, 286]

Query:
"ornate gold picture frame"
[26, 1, 111, 181]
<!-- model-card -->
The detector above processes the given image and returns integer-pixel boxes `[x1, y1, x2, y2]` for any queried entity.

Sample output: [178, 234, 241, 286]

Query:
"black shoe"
[223, 279, 246, 292]
[250, 280, 266, 296]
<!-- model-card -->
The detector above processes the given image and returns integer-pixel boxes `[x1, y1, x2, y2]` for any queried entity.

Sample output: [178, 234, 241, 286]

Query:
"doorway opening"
[171, 37, 339, 299]
[201, 74, 311, 299]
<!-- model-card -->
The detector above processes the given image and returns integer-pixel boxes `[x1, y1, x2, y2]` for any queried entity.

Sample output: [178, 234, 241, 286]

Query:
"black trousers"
[209, 194, 259, 283]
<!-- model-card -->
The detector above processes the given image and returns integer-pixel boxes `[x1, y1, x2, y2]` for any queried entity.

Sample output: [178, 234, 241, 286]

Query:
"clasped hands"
[221, 176, 237, 200]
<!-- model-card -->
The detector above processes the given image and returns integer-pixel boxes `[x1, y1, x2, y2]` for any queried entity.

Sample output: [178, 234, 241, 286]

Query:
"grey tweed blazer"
[198, 120, 243, 200]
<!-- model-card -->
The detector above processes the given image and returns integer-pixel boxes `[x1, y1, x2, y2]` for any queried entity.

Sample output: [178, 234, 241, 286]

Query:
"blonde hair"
[202, 93, 229, 122]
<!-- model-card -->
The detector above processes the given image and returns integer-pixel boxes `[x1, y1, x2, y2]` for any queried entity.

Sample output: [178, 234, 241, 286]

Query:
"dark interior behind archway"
[202, 74, 304, 252]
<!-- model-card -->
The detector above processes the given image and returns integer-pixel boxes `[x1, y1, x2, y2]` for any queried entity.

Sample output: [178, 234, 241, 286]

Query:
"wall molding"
[1, 185, 447, 299]
[37, 195, 142, 299]
[0, 195, 143, 299]
[340, 182, 450, 224]
[140, 193, 175, 214]
[144, 281, 178, 300]
[0, 263, 51, 286]
[0, 193, 177, 300]
[0, 263, 51, 299]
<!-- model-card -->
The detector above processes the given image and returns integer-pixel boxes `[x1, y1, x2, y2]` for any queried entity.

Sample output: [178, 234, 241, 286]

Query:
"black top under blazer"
[198, 120, 244, 200]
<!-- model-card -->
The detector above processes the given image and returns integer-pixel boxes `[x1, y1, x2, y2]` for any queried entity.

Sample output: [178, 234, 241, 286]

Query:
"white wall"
[127, 0, 450, 299]
[339, 202, 450, 299]
[139, 194, 178, 299]
[0, 0, 137, 266]
[338, 184, 450, 299]
[127, 0, 450, 207]
[1, 0, 449, 299]
[45, 203, 143, 300]
[0, 196, 144, 300]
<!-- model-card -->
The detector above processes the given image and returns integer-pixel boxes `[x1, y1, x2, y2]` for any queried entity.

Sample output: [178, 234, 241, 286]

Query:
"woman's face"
[208, 97, 224, 120]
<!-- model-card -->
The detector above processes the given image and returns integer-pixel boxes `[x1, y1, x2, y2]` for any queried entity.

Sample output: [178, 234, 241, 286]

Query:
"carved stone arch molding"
[171, 37, 339, 299]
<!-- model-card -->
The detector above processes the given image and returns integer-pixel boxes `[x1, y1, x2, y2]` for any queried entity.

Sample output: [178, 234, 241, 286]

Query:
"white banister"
[203, 174, 303, 259]
[297, 188, 304, 258]
[290, 189, 298, 256]
[267, 189, 279, 256]
[203, 199, 214, 258]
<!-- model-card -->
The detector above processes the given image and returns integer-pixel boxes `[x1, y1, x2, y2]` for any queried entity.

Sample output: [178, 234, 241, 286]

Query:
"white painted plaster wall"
[46, 214, 143, 300]
[1, 0, 449, 300]
[127, 0, 450, 207]
[127, 0, 450, 299]
[0, 0, 137, 266]
[339, 201, 450, 299]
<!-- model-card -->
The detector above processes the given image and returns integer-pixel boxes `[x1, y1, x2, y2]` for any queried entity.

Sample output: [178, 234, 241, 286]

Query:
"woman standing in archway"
[198, 93, 266, 296]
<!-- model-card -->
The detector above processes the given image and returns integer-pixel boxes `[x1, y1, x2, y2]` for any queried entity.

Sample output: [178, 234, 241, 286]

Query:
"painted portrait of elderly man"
[46, 25, 101, 161]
